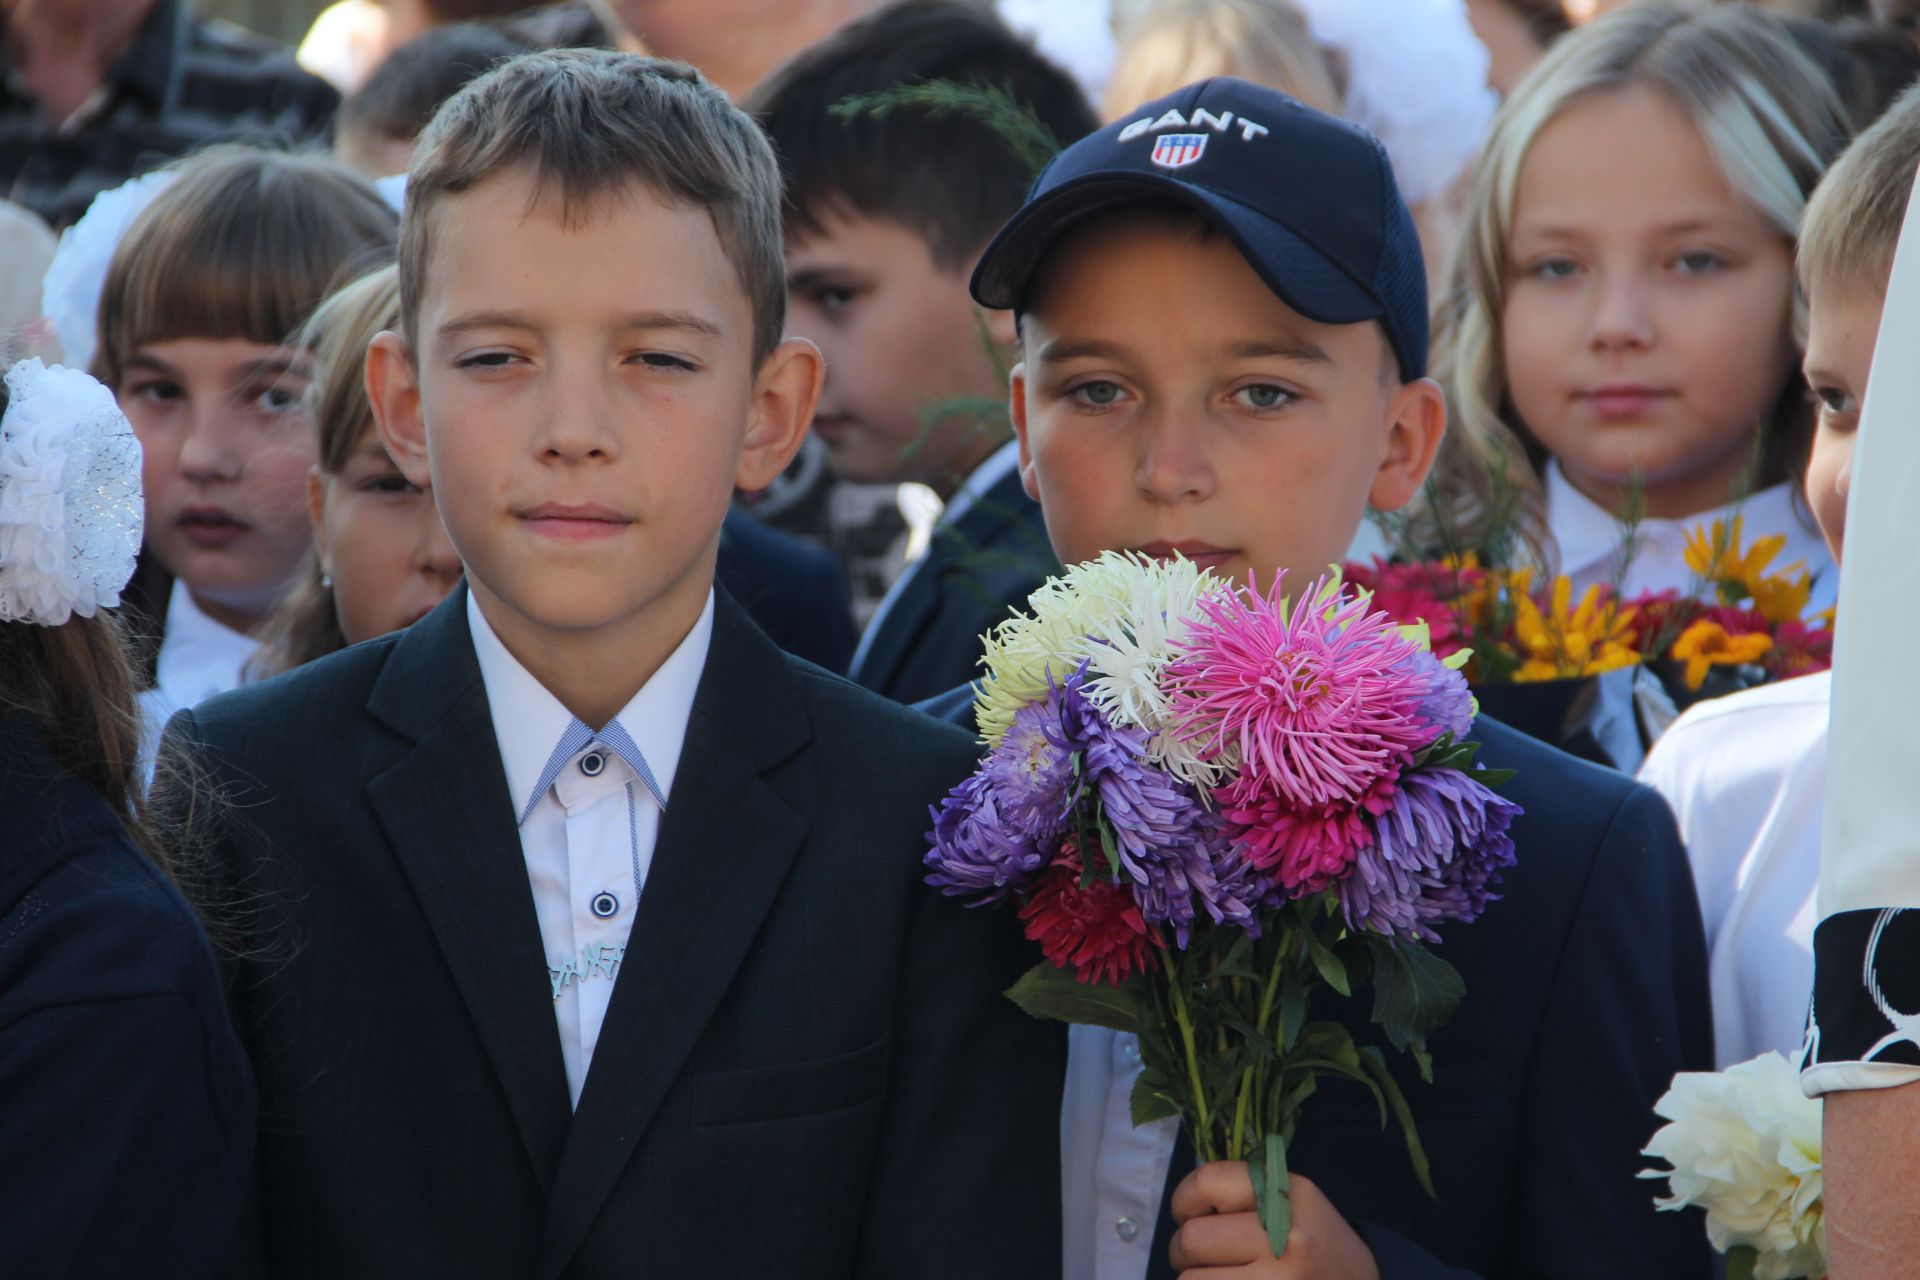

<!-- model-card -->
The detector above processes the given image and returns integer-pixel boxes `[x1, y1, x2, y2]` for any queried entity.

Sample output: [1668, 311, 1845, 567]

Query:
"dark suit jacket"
[917, 687, 1713, 1280]
[167, 589, 1060, 1279]
[717, 507, 857, 675]
[0, 713, 254, 1276]
[849, 466, 1055, 705]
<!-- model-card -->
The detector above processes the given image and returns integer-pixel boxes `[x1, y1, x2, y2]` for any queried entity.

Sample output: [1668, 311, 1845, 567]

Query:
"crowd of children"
[4, 0, 1920, 1276]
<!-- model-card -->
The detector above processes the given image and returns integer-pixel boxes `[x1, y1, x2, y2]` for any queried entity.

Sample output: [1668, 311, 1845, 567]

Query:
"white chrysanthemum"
[0, 359, 144, 626]
[1642, 1051, 1824, 1280]
[40, 170, 176, 372]
[975, 552, 1230, 753]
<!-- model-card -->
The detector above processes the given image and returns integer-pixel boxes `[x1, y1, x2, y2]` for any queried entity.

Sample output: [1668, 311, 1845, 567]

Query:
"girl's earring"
[320, 568, 334, 591]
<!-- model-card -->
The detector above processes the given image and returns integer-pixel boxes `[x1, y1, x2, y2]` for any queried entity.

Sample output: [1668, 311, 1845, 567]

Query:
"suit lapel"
[850, 547, 945, 693]
[537, 594, 812, 1278]
[364, 589, 573, 1194]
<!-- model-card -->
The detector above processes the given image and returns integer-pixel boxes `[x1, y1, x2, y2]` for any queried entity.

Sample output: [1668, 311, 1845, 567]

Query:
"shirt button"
[580, 751, 606, 777]
[590, 891, 619, 918]
[1115, 1217, 1140, 1243]
[1124, 1039, 1142, 1065]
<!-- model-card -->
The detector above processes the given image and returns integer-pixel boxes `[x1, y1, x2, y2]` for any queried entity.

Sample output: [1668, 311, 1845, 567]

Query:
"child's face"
[371, 167, 818, 643]
[1501, 85, 1798, 517]
[1802, 284, 1884, 566]
[1012, 216, 1445, 588]
[116, 338, 317, 628]
[786, 209, 1014, 490]
[310, 427, 462, 646]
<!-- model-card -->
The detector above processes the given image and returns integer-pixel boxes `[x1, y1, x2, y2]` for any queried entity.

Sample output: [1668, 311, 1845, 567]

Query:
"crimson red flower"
[1019, 851, 1163, 986]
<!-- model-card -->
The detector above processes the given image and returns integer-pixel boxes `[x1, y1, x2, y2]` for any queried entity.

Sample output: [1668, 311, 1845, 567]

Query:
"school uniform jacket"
[0, 713, 255, 1276]
[919, 686, 1714, 1280]
[166, 588, 1061, 1279]
[849, 465, 1055, 705]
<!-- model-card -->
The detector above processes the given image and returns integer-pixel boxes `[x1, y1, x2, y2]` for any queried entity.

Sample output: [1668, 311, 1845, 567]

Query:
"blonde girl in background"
[1421, 2, 1851, 610]
[250, 265, 460, 679]
[88, 146, 397, 730]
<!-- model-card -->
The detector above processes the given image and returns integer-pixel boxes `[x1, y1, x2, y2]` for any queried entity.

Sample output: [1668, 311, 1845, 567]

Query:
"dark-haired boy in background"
[748, 0, 1099, 704]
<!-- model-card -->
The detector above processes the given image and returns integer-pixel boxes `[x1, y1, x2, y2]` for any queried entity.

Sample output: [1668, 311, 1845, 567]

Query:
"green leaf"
[1096, 820, 1125, 880]
[1306, 936, 1351, 997]
[1357, 1045, 1436, 1199]
[1246, 1132, 1292, 1258]
[1005, 962, 1140, 1032]
[1723, 1246, 1759, 1280]
[1363, 937, 1465, 1055]
[830, 80, 1064, 177]
[1129, 1070, 1182, 1127]
[1278, 979, 1308, 1052]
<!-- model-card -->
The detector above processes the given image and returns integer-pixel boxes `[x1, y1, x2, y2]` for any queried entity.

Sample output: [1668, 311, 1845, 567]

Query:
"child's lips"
[177, 506, 248, 548]
[517, 502, 633, 542]
[1133, 540, 1237, 570]
[1579, 385, 1674, 419]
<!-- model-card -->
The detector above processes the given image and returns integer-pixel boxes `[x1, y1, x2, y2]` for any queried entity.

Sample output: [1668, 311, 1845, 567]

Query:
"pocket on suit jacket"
[694, 1036, 891, 1128]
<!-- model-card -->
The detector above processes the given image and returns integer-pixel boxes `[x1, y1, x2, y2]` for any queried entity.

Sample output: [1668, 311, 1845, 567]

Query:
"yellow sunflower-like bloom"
[1670, 619, 1774, 690]
[1683, 515, 1803, 607]
[1511, 576, 1641, 682]
[1748, 571, 1813, 626]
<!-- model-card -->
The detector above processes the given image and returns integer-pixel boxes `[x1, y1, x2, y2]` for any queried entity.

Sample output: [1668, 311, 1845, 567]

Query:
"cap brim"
[970, 171, 1382, 327]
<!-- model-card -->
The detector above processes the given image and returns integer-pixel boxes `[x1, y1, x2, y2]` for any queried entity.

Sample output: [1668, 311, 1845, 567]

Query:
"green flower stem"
[1167, 957, 1214, 1162]
[1232, 933, 1292, 1159]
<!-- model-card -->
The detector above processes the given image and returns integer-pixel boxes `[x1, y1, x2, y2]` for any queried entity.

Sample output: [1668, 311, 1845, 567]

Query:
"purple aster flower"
[1337, 767, 1521, 943]
[924, 772, 1054, 905]
[1056, 671, 1258, 945]
[1399, 647, 1476, 744]
[980, 694, 1078, 843]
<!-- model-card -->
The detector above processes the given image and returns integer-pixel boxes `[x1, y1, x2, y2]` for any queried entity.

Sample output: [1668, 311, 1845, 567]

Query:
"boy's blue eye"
[638, 353, 696, 372]
[458, 352, 515, 369]
[1812, 386, 1857, 418]
[1235, 384, 1292, 410]
[1070, 380, 1123, 408]
[364, 474, 421, 495]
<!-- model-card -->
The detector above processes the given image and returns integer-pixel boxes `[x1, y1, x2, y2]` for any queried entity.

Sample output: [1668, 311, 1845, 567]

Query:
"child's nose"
[536, 366, 621, 462]
[176, 405, 245, 481]
[1587, 271, 1656, 353]
[1134, 410, 1216, 504]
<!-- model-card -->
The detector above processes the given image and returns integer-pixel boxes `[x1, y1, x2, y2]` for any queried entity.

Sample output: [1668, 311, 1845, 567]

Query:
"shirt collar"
[467, 588, 715, 826]
[1546, 461, 1825, 581]
[937, 437, 1023, 530]
[154, 578, 259, 700]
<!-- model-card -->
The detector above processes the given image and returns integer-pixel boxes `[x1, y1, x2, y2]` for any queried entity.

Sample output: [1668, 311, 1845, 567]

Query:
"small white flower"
[0, 359, 144, 626]
[1641, 1051, 1824, 1280]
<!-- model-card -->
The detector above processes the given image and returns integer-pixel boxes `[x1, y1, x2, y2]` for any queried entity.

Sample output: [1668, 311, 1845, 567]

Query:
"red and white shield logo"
[1150, 133, 1209, 170]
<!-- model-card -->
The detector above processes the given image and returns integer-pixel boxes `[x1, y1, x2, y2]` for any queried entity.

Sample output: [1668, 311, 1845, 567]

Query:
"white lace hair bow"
[0, 359, 143, 626]
[1291, 0, 1497, 206]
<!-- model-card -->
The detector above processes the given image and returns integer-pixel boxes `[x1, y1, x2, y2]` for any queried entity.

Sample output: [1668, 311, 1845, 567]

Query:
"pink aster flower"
[1166, 573, 1436, 812]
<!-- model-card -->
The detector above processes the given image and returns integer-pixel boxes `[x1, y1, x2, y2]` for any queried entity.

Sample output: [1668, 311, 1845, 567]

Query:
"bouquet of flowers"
[1642, 1051, 1825, 1280]
[924, 552, 1522, 1253]
[1347, 515, 1832, 694]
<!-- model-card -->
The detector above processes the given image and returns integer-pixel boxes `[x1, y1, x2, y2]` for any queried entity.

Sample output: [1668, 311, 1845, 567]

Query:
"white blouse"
[1544, 463, 1836, 618]
[1639, 672, 1829, 1067]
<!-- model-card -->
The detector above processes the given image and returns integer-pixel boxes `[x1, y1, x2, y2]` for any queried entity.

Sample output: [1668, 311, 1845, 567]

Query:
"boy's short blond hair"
[400, 49, 786, 365]
[1799, 81, 1920, 300]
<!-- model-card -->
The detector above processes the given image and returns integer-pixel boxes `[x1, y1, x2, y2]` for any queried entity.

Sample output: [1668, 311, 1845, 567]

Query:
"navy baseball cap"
[971, 77, 1428, 381]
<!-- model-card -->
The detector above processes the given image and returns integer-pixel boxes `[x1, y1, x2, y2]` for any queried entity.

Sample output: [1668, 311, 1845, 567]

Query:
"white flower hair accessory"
[1291, 0, 1497, 207]
[0, 359, 143, 626]
[1641, 1050, 1825, 1280]
[39, 169, 176, 373]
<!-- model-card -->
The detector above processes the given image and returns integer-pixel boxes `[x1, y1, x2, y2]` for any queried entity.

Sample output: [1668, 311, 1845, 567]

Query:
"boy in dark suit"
[747, 1, 1097, 704]
[163, 50, 1058, 1278]
[927, 79, 1712, 1278]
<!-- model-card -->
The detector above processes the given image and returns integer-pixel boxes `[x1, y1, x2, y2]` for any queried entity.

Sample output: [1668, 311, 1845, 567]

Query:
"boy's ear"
[306, 466, 332, 580]
[736, 336, 825, 493]
[366, 331, 432, 489]
[1368, 375, 1448, 513]
[1009, 362, 1041, 502]
[981, 305, 1019, 356]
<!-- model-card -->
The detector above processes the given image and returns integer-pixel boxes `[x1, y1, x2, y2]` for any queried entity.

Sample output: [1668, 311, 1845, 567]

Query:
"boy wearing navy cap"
[938, 79, 1712, 1279]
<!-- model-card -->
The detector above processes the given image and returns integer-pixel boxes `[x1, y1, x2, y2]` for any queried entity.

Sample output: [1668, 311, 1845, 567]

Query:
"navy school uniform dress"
[162, 586, 1061, 1279]
[848, 452, 1056, 705]
[0, 713, 254, 1276]
[918, 685, 1714, 1280]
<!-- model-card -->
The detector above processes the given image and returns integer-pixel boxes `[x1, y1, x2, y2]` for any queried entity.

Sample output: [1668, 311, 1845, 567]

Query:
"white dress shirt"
[849, 438, 1025, 676]
[1544, 463, 1837, 617]
[1062, 1025, 1180, 1280]
[137, 579, 262, 763]
[1639, 671, 1829, 1066]
[468, 589, 713, 1106]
